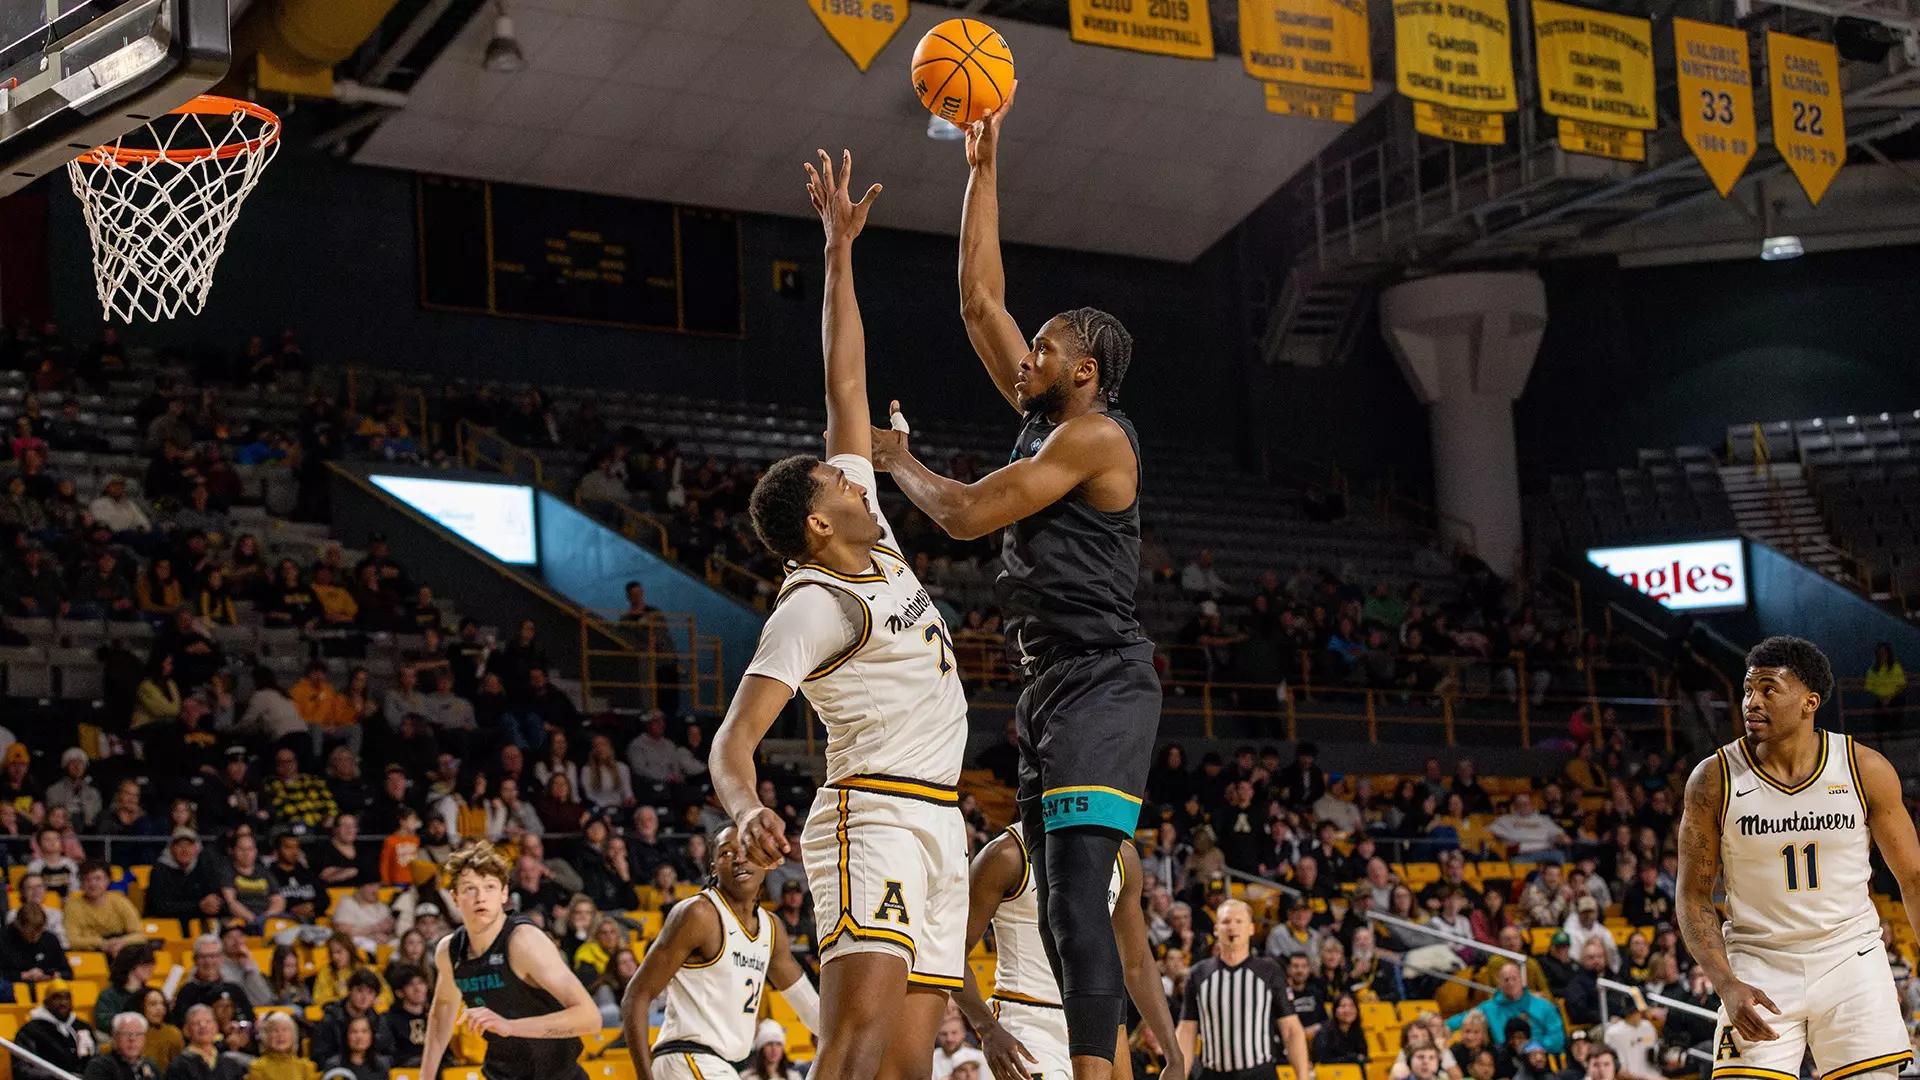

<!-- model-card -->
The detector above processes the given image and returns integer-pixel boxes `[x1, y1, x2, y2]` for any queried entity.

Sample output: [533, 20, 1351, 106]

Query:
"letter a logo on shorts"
[872, 880, 910, 925]
[1715, 1029, 1738, 1061]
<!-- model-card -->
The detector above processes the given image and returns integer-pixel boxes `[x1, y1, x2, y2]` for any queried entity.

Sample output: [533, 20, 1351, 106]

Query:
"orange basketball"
[911, 18, 1014, 127]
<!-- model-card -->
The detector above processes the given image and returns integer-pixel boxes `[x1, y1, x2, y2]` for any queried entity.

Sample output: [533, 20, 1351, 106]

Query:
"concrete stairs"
[1718, 463, 1850, 583]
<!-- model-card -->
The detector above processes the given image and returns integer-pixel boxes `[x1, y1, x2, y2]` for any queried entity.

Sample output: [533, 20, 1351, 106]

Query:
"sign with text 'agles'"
[1531, 0, 1655, 129]
[1069, 0, 1216, 59]
[1265, 81, 1358, 122]
[808, 0, 908, 72]
[1240, 0, 1372, 92]
[1413, 100, 1505, 143]
[1767, 30, 1847, 205]
[1587, 538, 1748, 612]
[1557, 118, 1644, 160]
[1673, 18, 1756, 197]
[1393, 0, 1517, 112]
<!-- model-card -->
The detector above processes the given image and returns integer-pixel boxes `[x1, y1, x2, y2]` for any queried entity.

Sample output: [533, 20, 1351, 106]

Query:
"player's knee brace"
[1043, 827, 1125, 1060]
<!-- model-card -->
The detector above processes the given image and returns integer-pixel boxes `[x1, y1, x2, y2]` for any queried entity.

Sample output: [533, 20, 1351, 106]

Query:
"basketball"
[911, 18, 1015, 127]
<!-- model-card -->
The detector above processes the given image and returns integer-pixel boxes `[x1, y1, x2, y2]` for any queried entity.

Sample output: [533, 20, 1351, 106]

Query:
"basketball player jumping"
[620, 825, 819, 1080]
[418, 842, 603, 1080]
[953, 823, 1184, 1080]
[1676, 636, 1920, 1080]
[710, 149, 969, 1080]
[868, 82, 1156, 1080]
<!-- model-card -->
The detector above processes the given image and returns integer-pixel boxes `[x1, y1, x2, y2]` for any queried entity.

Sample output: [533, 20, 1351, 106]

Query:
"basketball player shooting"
[620, 825, 819, 1080]
[867, 81, 1158, 1080]
[1675, 636, 1920, 1080]
[709, 148, 970, 1080]
[419, 842, 603, 1080]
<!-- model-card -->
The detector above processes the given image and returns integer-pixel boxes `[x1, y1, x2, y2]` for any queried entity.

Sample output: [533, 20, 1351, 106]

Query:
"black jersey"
[998, 408, 1145, 658]
[449, 917, 584, 1080]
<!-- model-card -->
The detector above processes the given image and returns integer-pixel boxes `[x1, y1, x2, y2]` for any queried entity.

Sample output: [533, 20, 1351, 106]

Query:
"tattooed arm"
[1675, 754, 1779, 1042]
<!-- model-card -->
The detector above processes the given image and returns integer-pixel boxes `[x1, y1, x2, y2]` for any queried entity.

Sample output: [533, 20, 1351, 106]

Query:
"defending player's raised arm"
[496, 922, 605, 1038]
[766, 918, 821, 1034]
[955, 833, 1037, 1080]
[871, 409, 1125, 540]
[622, 899, 719, 1080]
[1676, 753, 1779, 1042]
[711, 674, 799, 869]
[1114, 843, 1186, 1080]
[958, 83, 1028, 413]
[805, 149, 882, 461]
[417, 937, 463, 1080]
[1857, 742, 1920, 945]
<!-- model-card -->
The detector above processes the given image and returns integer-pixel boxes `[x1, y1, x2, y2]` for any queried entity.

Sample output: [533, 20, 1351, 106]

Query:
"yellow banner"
[1068, 0, 1215, 59]
[1767, 30, 1846, 205]
[1393, 0, 1517, 112]
[808, 0, 909, 71]
[1672, 19, 1755, 198]
[1531, 0, 1654, 129]
[1557, 118, 1645, 160]
[1264, 81, 1358, 122]
[1413, 101, 1506, 143]
[1240, 0, 1372, 93]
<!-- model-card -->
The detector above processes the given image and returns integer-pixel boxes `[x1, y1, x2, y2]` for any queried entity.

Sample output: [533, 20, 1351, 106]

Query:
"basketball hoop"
[65, 94, 281, 323]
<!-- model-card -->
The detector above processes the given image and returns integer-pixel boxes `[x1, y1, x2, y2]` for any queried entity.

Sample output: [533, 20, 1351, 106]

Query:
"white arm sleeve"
[825, 452, 899, 551]
[742, 584, 861, 691]
[777, 974, 821, 1034]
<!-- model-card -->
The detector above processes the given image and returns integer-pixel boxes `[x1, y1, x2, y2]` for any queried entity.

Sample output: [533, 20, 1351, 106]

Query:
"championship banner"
[1673, 18, 1755, 197]
[1767, 30, 1846, 204]
[1393, 0, 1517, 112]
[1557, 118, 1645, 160]
[1265, 81, 1358, 122]
[1413, 100, 1506, 143]
[808, 0, 909, 71]
[1240, 0, 1372, 93]
[1531, 0, 1655, 129]
[1069, 0, 1215, 59]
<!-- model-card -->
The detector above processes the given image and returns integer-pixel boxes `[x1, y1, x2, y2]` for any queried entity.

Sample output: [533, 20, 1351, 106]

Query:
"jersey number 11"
[1780, 842, 1819, 891]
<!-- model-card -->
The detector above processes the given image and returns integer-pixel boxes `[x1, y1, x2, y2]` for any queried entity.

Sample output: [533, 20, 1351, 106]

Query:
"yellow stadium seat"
[1366, 1062, 1394, 1080]
[1608, 925, 1633, 946]
[1322, 1065, 1364, 1080]
[1398, 999, 1440, 1022]
[443, 1067, 486, 1080]
[251, 945, 275, 972]
[1361, 1001, 1400, 1032]
[1276, 1068, 1297, 1080]
[68, 952, 107, 980]
[8, 866, 25, 891]
[42, 891, 60, 910]
[579, 1028, 621, 1058]
[1403, 863, 1441, 887]
[67, 981, 100, 1008]
[1529, 927, 1557, 954]
[583, 1061, 635, 1080]
[389, 1071, 421, 1080]
[784, 1019, 815, 1062]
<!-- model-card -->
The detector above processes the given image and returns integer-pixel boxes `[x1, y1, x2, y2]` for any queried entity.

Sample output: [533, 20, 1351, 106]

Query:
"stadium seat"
[1322, 1065, 1365, 1080]
[68, 952, 108, 980]
[583, 1061, 635, 1080]
[1398, 999, 1439, 1022]
[1361, 1001, 1399, 1032]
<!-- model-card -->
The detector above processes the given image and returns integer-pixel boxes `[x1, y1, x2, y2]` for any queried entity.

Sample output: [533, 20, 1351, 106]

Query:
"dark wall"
[1514, 248, 1920, 484]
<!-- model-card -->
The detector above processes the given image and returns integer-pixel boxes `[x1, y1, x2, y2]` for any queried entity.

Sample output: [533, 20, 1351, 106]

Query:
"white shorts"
[802, 781, 967, 991]
[993, 998, 1071, 1080]
[1710, 939, 1913, 1080]
[651, 1050, 735, 1080]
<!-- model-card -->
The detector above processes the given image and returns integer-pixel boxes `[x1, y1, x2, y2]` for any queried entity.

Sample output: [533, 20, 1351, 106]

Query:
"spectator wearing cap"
[83, 1010, 158, 1080]
[1562, 895, 1619, 972]
[739, 1017, 803, 1080]
[67, 860, 147, 955]
[17, 978, 98, 1080]
[1537, 930, 1577, 996]
[1600, 995, 1659, 1080]
[145, 829, 227, 934]
[89, 476, 153, 535]
[1515, 1041, 1559, 1080]
[42, 753, 97, 831]
[773, 880, 816, 972]
[74, 549, 139, 621]
[171, 935, 256, 1027]
[1279, 742, 1328, 809]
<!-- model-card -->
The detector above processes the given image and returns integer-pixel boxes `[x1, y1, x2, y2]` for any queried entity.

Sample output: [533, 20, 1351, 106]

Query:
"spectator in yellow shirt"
[1866, 643, 1907, 737]
[288, 662, 359, 757]
[245, 1013, 317, 1080]
[309, 565, 358, 627]
[65, 861, 147, 955]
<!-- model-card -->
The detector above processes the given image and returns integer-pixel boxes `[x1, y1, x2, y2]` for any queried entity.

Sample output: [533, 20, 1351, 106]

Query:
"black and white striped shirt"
[1180, 954, 1296, 1072]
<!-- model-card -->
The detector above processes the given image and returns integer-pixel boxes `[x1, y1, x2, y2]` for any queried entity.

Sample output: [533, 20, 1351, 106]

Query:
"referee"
[1176, 900, 1315, 1080]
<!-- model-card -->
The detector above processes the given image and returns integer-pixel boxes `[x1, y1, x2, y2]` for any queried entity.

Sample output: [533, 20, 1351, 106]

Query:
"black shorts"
[1193, 1065, 1279, 1080]
[1014, 640, 1160, 835]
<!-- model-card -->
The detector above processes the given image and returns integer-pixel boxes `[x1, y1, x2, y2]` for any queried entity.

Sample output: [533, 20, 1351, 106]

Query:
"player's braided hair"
[1058, 307, 1133, 405]
[1745, 634, 1834, 701]
[750, 455, 824, 564]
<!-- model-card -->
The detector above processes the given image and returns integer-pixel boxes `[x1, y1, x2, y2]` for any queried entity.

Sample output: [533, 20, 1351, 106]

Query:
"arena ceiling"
[350, 0, 1388, 262]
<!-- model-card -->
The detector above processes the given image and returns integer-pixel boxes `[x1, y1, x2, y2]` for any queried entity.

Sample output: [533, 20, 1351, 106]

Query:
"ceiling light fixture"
[926, 115, 965, 141]
[484, 0, 526, 73]
[1759, 235, 1803, 261]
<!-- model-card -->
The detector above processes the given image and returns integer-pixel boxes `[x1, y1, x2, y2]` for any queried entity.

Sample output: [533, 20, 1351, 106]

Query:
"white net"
[65, 96, 281, 323]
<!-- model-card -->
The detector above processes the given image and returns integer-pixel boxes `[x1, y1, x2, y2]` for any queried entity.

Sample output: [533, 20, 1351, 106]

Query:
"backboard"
[0, 0, 230, 200]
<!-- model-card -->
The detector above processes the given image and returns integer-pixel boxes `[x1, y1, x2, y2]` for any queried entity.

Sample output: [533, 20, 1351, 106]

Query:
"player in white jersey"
[1676, 637, 1920, 1080]
[711, 149, 968, 1080]
[620, 827, 818, 1080]
[954, 825, 1184, 1080]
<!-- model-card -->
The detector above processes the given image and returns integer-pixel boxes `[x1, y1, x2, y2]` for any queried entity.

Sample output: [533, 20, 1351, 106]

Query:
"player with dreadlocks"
[866, 82, 1157, 1080]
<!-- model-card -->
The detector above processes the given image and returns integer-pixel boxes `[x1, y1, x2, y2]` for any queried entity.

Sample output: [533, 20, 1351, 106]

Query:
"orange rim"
[76, 94, 281, 166]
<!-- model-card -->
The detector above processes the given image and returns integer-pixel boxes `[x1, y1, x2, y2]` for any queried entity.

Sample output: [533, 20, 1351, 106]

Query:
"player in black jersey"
[418, 842, 601, 1080]
[869, 82, 1157, 1080]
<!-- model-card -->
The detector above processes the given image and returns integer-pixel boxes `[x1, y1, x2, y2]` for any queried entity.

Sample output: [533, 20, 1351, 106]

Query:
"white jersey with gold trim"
[654, 890, 773, 1062]
[1717, 730, 1878, 953]
[744, 453, 968, 789]
[989, 822, 1123, 1007]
